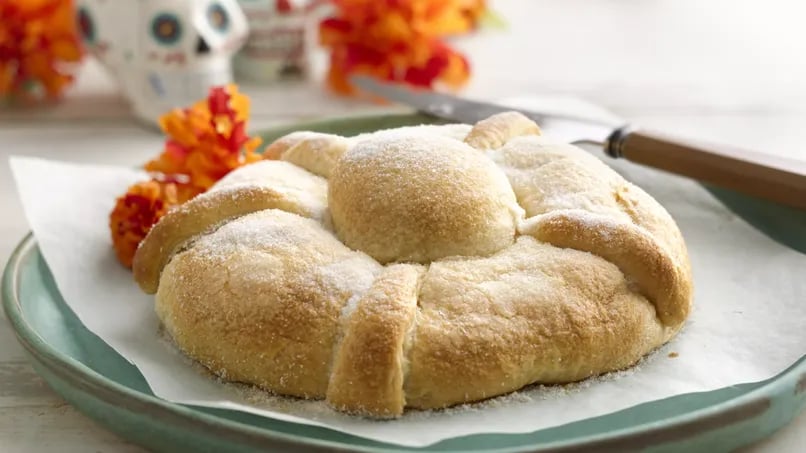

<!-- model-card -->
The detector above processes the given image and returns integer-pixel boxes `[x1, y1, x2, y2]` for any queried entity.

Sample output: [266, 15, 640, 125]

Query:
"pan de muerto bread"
[132, 112, 693, 418]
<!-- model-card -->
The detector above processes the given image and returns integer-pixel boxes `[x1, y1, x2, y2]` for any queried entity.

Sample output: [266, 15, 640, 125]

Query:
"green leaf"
[478, 8, 508, 30]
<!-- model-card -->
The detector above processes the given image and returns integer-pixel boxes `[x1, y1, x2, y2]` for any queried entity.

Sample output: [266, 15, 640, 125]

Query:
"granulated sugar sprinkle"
[157, 326, 655, 424]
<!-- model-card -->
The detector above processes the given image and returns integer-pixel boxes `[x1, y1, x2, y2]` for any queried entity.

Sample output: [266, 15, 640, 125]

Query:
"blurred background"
[3, 0, 806, 163]
[4, 0, 806, 124]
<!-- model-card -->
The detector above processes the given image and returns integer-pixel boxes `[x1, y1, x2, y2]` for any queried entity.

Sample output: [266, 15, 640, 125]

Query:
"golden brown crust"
[142, 117, 694, 418]
[262, 131, 341, 160]
[279, 133, 350, 178]
[489, 135, 625, 218]
[133, 161, 328, 294]
[464, 111, 541, 150]
[328, 133, 522, 263]
[405, 236, 665, 409]
[490, 135, 692, 327]
[521, 210, 691, 328]
[611, 181, 693, 290]
[326, 264, 422, 417]
[156, 209, 381, 398]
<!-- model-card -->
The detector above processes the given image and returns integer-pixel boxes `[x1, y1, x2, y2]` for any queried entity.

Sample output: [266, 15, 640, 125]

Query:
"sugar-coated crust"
[328, 134, 522, 264]
[135, 112, 694, 418]
[156, 209, 381, 398]
[132, 161, 328, 294]
[521, 211, 690, 327]
[262, 131, 336, 161]
[405, 236, 665, 409]
[280, 133, 350, 178]
[490, 134, 692, 326]
[326, 264, 422, 417]
[464, 111, 542, 149]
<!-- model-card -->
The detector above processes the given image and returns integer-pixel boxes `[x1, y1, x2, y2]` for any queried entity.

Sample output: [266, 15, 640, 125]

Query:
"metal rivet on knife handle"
[605, 125, 640, 159]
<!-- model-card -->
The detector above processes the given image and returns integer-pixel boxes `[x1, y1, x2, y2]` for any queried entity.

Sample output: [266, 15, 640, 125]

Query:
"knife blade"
[350, 75, 620, 146]
[350, 75, 806, 210]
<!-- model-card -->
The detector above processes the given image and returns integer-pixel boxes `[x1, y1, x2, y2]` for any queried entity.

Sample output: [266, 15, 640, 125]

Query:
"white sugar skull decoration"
[76, 0, 249, 126]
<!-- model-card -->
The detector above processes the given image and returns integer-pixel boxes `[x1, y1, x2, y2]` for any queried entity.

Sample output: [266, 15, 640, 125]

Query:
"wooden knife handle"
[605, 127, 806, 210]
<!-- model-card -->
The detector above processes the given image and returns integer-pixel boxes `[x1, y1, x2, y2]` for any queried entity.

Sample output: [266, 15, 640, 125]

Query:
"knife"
[351, 75, 806, 211]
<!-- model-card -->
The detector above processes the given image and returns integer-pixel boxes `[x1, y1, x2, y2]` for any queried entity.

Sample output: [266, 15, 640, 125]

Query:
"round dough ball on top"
[328, 132, 523, 263]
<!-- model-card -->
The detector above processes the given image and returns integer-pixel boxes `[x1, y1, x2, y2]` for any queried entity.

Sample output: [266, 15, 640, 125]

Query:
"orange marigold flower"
[458, 0, 488, 31]
[145, 83, 264, 190]
[0, 0, 84, 103]
[110, 84, 266, 269]
[109, 178, 201, 269]
[318, 0, 482, 95]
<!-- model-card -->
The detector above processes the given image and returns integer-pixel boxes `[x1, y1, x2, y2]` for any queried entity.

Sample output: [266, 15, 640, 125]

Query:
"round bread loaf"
[133, 112, 693, 418]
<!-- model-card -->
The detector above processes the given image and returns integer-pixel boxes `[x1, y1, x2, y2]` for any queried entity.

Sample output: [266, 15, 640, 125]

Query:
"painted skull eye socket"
[151, 13, 182, 46]
[207, 3, 230, 33]
[77, 7, 95, 44]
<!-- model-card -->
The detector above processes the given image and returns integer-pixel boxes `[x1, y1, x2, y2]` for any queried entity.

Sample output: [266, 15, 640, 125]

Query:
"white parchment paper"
[9, 119, 806, 447]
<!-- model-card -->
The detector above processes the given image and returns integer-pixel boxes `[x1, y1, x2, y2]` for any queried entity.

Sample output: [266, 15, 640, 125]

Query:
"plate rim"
[8, 230, 806, 453]
[4, 112, 806, 452]
[8, 232, 806, 452]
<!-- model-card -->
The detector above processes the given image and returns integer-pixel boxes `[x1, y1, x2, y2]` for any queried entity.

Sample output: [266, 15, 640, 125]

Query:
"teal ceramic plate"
[4, 114, 806, 453]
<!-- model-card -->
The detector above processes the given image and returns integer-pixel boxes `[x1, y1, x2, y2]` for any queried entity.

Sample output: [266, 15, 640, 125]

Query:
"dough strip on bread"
[491, 135, 692, 328]
[263, 131, 350, 178]
[464, 111, 542, 150]
[134, 161, 329, 294]
[280, 134, 350, 178]
[134, 186, 314, 293]
[521, 209, 691, 328]
[326, 264, 423, 417]
[403, 236, 667, 409]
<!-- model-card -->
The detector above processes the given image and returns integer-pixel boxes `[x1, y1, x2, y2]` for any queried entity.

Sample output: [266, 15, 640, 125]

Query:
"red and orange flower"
[0, 0, 84, 103]
[109, 84, 265, 268]
[144, 84, 264, 190]
[109, 178, 199, 268]
[318, 0, 488, 95]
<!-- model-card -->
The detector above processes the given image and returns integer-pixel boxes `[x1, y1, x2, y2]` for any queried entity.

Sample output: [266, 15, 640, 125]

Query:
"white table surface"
[1, 0, 805, 451]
